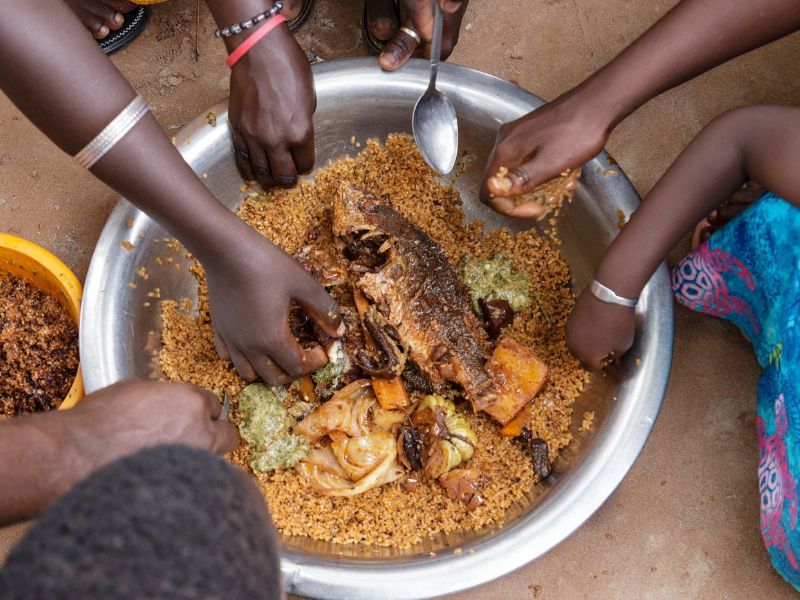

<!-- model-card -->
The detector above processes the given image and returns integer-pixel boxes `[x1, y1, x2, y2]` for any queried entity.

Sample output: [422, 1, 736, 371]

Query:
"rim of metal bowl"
[81, 58, 673, 599]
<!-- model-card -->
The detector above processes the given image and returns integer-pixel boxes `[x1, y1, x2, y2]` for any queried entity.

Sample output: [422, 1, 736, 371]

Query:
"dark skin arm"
[0, 0, 340, 384]
[204, 0, 315, 189]
[0, 380, 238, 526]
[566, 105, 800, 370]
[481, 0, 800, 217]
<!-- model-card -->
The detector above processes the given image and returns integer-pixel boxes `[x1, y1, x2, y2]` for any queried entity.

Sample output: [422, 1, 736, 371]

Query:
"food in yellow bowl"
[0, 233, 83, 416]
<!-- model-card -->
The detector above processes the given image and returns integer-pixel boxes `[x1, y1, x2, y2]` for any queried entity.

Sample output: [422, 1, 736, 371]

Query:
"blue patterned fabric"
[672, 192, 800, 590]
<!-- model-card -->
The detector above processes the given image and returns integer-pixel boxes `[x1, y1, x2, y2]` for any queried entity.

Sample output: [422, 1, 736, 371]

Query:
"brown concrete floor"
[2, 0, 800, 597]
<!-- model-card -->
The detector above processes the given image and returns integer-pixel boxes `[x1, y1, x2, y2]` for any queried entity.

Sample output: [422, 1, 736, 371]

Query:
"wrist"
[594, 258, 646, 301]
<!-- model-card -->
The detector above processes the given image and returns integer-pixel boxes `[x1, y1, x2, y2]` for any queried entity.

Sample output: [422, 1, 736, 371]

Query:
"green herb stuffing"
[458, 253, 532, 313]
[237, 383, 310, 472]
[311, 343, 347, 399]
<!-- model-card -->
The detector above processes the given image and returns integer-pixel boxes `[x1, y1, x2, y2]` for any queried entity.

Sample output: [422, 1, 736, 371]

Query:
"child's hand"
[203, 228, 341, 385]
[566, 289, 635, 371]
[480, 90, 610, 216]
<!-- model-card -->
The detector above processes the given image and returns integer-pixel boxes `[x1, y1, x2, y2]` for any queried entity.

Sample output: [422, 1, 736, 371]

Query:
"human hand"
[229, 24, 315, 189]
[565, 289, 635, 371]
[480, 90, 611, 218]
[60, 379, 239, 482]
[204, 225, 342, 384]
[379, 0, 468, 71]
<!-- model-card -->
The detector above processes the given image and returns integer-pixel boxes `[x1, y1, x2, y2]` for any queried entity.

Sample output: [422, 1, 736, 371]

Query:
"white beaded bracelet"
[74, 96, 150, 169]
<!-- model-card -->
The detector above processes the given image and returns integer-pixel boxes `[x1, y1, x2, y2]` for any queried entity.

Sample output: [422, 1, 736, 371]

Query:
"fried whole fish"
[332, 184, 499, 413]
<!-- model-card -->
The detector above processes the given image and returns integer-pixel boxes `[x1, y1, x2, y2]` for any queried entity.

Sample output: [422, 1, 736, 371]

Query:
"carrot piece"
[298, 375, 317, 403]
[500, 402, 532, 437]
[371, 376, 411, 410]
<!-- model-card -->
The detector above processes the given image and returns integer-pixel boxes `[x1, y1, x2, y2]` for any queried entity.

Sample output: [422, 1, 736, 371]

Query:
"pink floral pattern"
[758, 395, 798, 569]
[672, 242, 758, 334]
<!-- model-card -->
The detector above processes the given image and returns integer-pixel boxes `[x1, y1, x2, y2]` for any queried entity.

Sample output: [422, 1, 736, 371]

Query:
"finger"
[198, 387, 222, 420]
[210, 421, 240, 455]
[439, 0, 466, 14]
[294, 281, 343, 337]
[214, 332, 231, 362]
[486, 157, 563, 198]
[486, 195, 546, 219]
[247, 141, 276, 190]
[230, 348, 258, 383]
[254, 354, 296, 386]
[267, 145, 298, 188]
[232, 130, 256, 182]
[379, 25, 422, 71]
[291, 141, 315, 176]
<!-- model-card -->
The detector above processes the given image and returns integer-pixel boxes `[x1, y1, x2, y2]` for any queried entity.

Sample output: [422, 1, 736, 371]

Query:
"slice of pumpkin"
[484, 336, 549, 425]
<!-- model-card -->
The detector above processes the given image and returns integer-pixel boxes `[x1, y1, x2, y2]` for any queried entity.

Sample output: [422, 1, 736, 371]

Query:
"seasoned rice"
[159, 134, 589, 547]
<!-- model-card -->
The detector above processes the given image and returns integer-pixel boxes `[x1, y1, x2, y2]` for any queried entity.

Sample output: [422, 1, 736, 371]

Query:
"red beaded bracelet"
[226, 14, 287, 68]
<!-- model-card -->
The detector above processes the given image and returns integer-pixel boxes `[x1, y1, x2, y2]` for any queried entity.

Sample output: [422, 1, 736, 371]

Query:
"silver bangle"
[590, 279, 638, 307]
[74, 96, 149, 170]
[214, 2, 283, 38]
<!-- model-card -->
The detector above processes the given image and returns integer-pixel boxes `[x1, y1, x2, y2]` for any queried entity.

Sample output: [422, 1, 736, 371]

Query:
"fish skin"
[333, 185, 499, 412]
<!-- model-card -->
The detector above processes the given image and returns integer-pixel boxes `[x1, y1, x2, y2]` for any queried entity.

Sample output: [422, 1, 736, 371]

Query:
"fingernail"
[380, 52, 397, 67]
[97, 25, 110, 38]
[336, 321, 345, 336]
[115, 13, 124, 25]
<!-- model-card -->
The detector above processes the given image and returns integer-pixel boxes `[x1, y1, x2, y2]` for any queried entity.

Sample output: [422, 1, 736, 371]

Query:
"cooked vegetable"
[237, 383, 310, 472]
[396, 427, 424, 470]
[296, 439, 404, 497]
[330, 430, 397, 481]
[458, 253, 532, 314]
[484, 336, 549, 425]
[439, 468, 485, 511]
[311, 342, 348, 399]
[296, 379, 404, 442]
[412, 395, 477, 479]
[499, 402, 532, 438]
[298, 376, 317, 403]
[518, 429, 552, 479]
[356, 308, 406, 377]
[478, 298, 514, 340]
[371, 376, 411, 410]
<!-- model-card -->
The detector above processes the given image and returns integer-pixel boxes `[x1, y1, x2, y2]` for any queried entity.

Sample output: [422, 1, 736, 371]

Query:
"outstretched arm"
[0, 380, 238, 526]
[0, 0, 340, 384]
[481, 0, 800, 216]
[567, 105, 800, 370]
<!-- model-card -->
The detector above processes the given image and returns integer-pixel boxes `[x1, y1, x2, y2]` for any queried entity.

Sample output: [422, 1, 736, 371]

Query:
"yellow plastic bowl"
[0, 233, 84, 409]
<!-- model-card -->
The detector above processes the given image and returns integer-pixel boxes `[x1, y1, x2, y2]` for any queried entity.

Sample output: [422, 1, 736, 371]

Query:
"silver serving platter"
[81, 58, 673, 599]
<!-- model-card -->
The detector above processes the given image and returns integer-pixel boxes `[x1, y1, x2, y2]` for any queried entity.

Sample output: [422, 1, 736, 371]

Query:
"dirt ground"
[2, 0, 800, 598]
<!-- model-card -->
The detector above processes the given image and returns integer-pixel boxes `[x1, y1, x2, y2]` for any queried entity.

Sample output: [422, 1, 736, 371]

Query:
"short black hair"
[0, 444, 282, 599]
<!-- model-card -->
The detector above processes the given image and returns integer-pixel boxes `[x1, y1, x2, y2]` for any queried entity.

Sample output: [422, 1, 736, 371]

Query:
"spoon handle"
[429, 1, 443, 90]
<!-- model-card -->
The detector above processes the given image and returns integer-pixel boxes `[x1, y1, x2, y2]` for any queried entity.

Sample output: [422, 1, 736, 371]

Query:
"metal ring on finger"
[399, 26, 421, 44]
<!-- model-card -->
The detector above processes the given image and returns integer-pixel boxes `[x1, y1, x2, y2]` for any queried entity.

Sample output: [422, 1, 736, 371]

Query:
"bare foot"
[692, 181, 765, 248]
[367, 0, 399, 42]
[64, 0, 138, 39]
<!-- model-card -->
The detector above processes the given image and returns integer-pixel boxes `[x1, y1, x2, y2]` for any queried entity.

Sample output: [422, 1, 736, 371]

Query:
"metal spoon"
[412, 1, 458, 174]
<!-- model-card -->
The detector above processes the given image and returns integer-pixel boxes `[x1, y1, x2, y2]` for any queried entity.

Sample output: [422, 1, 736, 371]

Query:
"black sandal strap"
[99, 6, 150, 55]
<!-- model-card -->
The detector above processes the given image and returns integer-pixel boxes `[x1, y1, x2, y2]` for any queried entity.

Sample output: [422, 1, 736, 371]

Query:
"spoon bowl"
[411, 2, 459, 174]
[412, 88, 458, 174]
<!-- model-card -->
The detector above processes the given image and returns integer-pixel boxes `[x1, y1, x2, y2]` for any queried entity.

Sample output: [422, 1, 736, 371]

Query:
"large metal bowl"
[81, 58, 673, 599]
